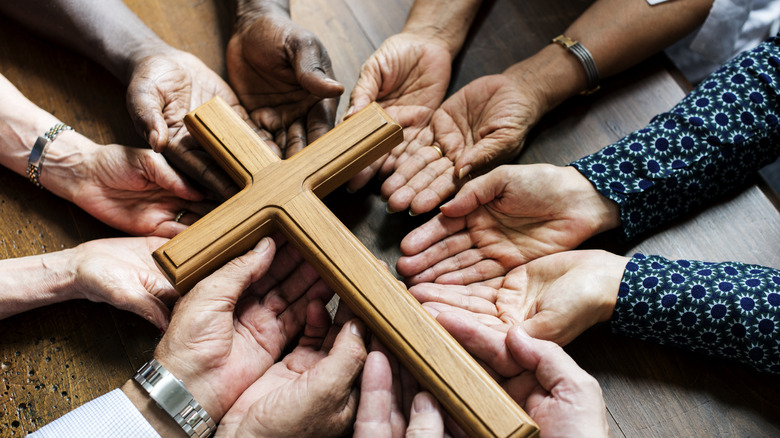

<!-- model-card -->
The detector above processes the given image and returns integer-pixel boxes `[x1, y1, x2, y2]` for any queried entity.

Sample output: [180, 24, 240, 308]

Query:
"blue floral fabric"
[572, 36, 780, 241]
[615, 254, 780, 374]
[571, 36, 780, 373]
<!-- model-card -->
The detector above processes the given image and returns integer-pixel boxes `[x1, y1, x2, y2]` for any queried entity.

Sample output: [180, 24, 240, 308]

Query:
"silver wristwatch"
[134, 359, 217, 437]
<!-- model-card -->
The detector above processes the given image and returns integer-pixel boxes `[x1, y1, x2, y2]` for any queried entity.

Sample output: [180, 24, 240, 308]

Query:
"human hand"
[216, 304, 368, 437]
[346, 32, 452, 191]
[410, 249, 628, 346]
[354, 348, 450, 438]
[46, 140, 209, 237]
[152, 236, 335, 422]
[397, 164, 620, 285]
[69, 236, 177, 330]
[126, 48, 254, 200]
[226, 7, 342, 157]
[382, 73, 543, 215]
[432, 310, 609, 437]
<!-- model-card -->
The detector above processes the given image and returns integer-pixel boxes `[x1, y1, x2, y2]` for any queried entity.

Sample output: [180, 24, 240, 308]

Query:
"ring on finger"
[429, 145, 443, 158]
[174, 210, 187, 223]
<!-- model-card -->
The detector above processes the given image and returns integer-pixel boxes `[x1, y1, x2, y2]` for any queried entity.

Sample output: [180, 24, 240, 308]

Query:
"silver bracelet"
[27, 123, 73, 189]
[134, 359, 217, 437]
[552, 34, 600, 95]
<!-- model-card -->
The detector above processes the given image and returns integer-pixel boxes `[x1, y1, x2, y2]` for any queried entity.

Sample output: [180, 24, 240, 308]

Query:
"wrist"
[121, 379, 189, 437]
[36, 130, 97, 203]
[562, 166, 620, 235]
[594, 251, 631, 323]
[151, 353, 226, 424]
[503, 43, 591, 114]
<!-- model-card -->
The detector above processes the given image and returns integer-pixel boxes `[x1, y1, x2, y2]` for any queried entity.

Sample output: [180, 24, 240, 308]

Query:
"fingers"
[354, 351, 396, 438]
[438, 173, 497, 218]
[406, 392, 445, 438]
[506, 326, 596, 393]
[141, 151, 204, 201]
[383, 147, 456, 215]
[434, 310, 522, 378]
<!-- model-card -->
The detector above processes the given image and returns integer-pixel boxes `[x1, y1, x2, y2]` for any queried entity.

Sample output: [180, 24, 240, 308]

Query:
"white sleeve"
[27, 389, 161, 438]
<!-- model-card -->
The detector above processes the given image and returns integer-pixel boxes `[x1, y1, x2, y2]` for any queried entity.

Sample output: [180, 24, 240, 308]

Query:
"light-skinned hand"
[397, 164, 620, 285]
[435, 311, 610, 437]
[47, 140, 211, 237]
[382, 73, 540, 215]
[152, 236, 335, 423]
[346, 32, 452, 192]
[410, 249, 628, 346]
[216, 302, 368, 437]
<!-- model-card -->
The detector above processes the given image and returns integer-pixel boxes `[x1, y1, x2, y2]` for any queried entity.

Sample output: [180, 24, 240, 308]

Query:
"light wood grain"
[154, 97, 538, 437]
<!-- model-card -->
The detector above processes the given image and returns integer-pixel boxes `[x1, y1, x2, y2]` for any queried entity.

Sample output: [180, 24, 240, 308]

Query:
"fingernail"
[346, 186, 356, 194]
[149, 131, 158, 149]
[349, 320, 363, 337]
[386, 204, 396, 214]
[408, 210, 418, 217]
[325, 78, 341, 86]
[252, 237, 271, 253]
[458, 165, 473, 180]
[412, 393, 436, 413]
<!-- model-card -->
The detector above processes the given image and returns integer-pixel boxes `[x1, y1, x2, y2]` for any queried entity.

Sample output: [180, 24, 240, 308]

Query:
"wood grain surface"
[0, 0, 778, 437]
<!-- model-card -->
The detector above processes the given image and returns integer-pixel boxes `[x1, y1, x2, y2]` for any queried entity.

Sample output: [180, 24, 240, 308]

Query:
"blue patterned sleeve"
[612, 254, 780, 374]
[571, 36, 780, 240]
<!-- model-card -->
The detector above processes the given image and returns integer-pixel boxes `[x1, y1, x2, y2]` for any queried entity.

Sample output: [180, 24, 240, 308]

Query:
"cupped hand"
[68, 143, 211, 237]
[433, 310, 610, 437]
[346, 32, 452, 191]
[127, 48, 253, 200]
[383, 73, 543, 215]
[226, 11, 342, 157]
[153, 237, 336, 422]
[71, 236, 177, 331]
[216, 303, 368, 438]
[410, 250, 628, 346]
[397, 164, 620, 285]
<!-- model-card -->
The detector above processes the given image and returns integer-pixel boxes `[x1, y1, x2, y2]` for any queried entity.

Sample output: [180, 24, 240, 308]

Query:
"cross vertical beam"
[153, 97, 539, 438]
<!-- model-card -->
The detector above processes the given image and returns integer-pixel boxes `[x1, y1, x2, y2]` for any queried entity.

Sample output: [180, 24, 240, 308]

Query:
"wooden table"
[1, 0, 779, 436]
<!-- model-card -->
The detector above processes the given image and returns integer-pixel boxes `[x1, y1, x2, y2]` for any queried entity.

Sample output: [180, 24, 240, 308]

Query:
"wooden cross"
[153, 97, 538, 438]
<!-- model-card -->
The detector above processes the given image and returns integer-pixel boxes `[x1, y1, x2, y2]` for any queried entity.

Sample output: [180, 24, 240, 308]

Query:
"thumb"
[142, 152, 204, 201]
[439, 173, 496, 217]
[406, 392, 445, 438]
[453, 136, 524, 183]
[187, 237, 276, 306]
[348, 61, 383, 115]
[126, 81, 169, 152]
[293, 45, 344, 98]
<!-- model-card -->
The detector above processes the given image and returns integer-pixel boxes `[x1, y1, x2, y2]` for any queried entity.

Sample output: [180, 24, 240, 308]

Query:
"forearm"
[506, 0, 712, 111]
[0, 0, 169, 83]
[571, 36, 780, 239]
[402, 0, 483, 57]
[0, 74, 97, 203]
[613, 254, 780, 374]
[0, 250, 78, 320]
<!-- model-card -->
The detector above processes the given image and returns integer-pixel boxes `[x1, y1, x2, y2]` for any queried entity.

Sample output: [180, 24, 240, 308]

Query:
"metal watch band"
[134, 359, 217, 438]
[552, 34, 600, 95]
[26, 123, 73, 189]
